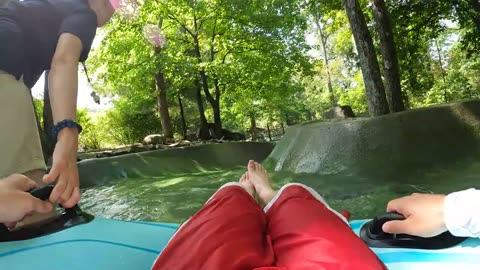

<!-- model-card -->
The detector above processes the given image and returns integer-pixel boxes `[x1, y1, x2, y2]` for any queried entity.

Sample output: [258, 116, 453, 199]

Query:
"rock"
[323, 106, 355, 120]
[165, 137, 176, 144]
[155, 144, 165, 150]
[96, 151, 113, 158]
[178, 140, 192, 147]
[143, 134, 165, 145]
[196, 124, 246, 141]
[222, 128, 246, 141]
[167, 142, 180, 148]
[198, 123, 218, 139]
[186, 133, 198, 141]
[112, 149, 130, 156]
[196, 127, 211, 140]
[130, 143, 148, 153]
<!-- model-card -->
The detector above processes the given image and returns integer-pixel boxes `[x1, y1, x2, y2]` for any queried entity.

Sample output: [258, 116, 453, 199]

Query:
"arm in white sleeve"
[444, 188, 480, 237]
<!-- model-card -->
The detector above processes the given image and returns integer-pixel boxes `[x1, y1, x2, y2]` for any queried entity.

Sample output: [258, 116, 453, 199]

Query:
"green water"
[80, 159, 480, 224]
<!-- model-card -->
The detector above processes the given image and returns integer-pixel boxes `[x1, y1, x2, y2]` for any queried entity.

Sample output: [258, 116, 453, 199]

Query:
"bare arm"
[44, 33, 83, 208]
[48, 33, 82, 124]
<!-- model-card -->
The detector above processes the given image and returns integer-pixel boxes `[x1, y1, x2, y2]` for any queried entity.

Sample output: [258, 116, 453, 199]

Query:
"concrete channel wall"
[265, 100, 480, 177]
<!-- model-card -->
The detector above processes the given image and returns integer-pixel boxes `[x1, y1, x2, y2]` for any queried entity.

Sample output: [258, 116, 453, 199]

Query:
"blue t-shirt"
[0, 0, 97, 87]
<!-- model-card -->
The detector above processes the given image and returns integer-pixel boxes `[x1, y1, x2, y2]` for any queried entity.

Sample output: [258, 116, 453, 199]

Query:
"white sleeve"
[444, 188, 480, 237]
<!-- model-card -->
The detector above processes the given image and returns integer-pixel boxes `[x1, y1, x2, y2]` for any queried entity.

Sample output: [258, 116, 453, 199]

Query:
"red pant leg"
[152, 183, 275, 270]
[266, 184, 386, 270]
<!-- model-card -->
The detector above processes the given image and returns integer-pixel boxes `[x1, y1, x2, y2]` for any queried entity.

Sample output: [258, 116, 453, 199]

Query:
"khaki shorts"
[0, 72, 46, 178]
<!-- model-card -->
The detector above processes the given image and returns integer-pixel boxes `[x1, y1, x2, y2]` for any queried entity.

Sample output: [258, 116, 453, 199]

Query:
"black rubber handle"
[369, 211, 405, 235]
[360, 212, 468, 249]
[29, 185, 55, 201]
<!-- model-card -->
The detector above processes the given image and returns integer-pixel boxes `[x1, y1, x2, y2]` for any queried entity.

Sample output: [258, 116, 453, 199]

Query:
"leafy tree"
[81, 0, 480, 147]
[344, 0, 389, 116]
[89, 0, 310, 140]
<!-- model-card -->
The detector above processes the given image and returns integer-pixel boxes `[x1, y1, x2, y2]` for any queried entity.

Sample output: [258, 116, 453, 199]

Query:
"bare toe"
[239, 172, 255, 197]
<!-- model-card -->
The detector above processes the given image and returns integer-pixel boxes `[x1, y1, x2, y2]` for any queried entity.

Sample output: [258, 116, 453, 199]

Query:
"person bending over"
[0, 0, 118, 209]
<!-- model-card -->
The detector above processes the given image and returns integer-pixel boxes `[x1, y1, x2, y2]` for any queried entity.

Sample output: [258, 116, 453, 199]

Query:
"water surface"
[80, 158, 480, 223]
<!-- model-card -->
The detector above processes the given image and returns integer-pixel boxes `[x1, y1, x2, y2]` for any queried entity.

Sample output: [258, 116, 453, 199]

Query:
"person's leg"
[0, 73, 53, 227]
[247, 161, 386, 270]
[0, 20, 50, 225]
[0, 73, 46, 180]
[0, 18, 46, 180]
[151, 174, 275, 270]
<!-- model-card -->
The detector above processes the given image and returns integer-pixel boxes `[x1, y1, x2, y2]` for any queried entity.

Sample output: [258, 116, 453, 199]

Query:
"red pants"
[152, 183, 386, 270]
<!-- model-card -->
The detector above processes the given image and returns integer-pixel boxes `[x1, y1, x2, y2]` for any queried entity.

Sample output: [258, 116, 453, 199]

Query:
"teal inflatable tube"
[1, 217, 480, 270]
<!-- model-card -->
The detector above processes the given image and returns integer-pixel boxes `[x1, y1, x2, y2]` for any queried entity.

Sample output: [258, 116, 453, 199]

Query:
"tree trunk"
[212, 79, 223, 138]
[267, 124, 272, 141]
[314, 18, 336, 107]
[42, 70, 55, 162]
[403, 91, 411, 110]
[344, 0, 390, 116]
[470, 0, 480, 33]
[197, 73, 223, 139]
[178, 93, 187, 140]
[250, 114, 257, 142]
[434, 38, 448, 102]
[192, 16, 223, 139]
[155, 71, 174, 139]
[194, 46, 223, 138]
[212, 103, 222, 138]
[371, 0, 405, 112]
[195, 78, 210, 140]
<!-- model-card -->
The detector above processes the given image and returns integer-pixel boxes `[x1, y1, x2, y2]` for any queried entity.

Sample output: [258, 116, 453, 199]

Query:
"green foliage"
[78, 0, 480, 146]
[89, 0, 312, 138]
[33, 98, 44, 127]
[77, 109, 105, 150]
[33, 100, 109, 150]
[99, 97, 162, 145]
[337, 71, 368, 113]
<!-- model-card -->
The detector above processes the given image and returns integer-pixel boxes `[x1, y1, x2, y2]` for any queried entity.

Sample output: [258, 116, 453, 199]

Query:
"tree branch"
[210, 19, 217, 62]
[166, 12, 195, 38]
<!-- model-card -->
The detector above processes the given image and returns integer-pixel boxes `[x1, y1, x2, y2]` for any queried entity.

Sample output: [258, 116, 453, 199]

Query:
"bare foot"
[247, 160, 276, 207]
[239, 172, 255, 197]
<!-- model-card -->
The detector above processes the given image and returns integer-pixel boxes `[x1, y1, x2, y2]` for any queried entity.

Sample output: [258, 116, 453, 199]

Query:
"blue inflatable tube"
[1, 217, 480, 270]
